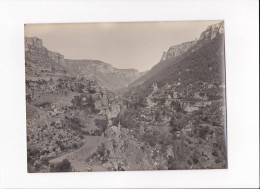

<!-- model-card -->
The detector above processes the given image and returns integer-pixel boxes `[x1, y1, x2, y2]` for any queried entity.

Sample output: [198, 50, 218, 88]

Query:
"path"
[50, 136, 106, 171]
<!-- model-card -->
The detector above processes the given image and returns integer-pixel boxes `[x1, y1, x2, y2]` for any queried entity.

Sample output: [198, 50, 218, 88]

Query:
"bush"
[50, 159, 72, 172]
[170, 113, 188, 132]
[192, 157, 199, 164]
[212, 150, 218, 157]
[97, 143, 106, 157]
[63, 116, 82, 131]
[41, 157, 50, 166]
[28, 148, 40, 158]
[142, 133, 156, 147]
[71, 94, 95, 111]
[94, 119, 108, 132]
[197, 125, 210, 140]
[72, 143, 78, 149]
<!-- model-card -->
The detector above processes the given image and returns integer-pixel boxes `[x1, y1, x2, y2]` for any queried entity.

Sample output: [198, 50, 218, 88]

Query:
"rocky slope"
[26, 21, 227, 172]
[129, 21, 225, 88]
[25, 37, 143, 91]
[119, 21, 227, 170]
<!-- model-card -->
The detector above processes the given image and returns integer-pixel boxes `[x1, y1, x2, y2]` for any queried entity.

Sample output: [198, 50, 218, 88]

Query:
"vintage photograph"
[25, 21, 227, 173]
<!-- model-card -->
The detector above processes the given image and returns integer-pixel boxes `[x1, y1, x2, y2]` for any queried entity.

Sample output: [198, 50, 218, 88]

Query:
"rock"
[160, 52, 167, 61]
[102, 161, 113, 169]
[182, 101, 212, 113]
[107, 104, 120, 119]
[47, 51, 65, 66]
[25, 37, 43, 50]
[85, 165, 92, 171]
[25, 37, 65, 66]
[110, 125, 121, 138]
[151, 83, 158, 91]
[158, 21, 224, 63]
[162, 40, 197, 61]
[199, 21, 224, 40]
[164, 99, 172, 107]
[172, 91, 178, 99]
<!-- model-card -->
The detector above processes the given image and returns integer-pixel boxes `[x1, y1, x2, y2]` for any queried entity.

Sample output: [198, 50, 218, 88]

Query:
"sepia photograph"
[25, 20, 227, 173]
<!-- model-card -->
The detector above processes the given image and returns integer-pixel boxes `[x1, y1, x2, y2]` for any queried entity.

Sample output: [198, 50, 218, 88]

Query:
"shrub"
[192, 157, 199, 164]
[97, 143, 106, 157]
[71, 94, 95, 111]
[170, 113, 188, 132]
[212, 150, 218, 157]
[197, 125, 210, 140]
[50, 159, 72, 172]
[63, 117, 82, 131]
[94, 119, 108, 132]
[142, 133, 156, 147]
[41, 157, 50, 166]
[72, 143, 78, 149]
[29, 148, 40, 158]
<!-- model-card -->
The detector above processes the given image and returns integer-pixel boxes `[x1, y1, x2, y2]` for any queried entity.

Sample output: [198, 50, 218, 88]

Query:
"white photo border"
[0, 0, 259, 188]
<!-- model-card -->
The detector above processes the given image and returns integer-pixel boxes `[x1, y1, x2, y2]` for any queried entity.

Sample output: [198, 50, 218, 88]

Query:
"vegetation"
[71, 94, 95, 111]
[50, 159, 72, 172]
[26, 22, 227, 172]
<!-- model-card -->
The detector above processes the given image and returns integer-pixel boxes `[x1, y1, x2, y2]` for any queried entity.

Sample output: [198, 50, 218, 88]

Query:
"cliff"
[25, 37, 144, 90]
[160, 40, 197, 61]
[160, 21, 224, 62]
[25, 37, 65, 66]
[199, 21, 224, 40]
[130, 21, 225, 88]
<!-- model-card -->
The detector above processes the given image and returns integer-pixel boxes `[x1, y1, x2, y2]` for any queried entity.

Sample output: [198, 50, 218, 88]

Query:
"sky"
[25, 20, 221, 72]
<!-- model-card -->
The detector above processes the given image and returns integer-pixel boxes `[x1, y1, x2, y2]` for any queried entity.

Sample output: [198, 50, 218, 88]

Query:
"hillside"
[25, 37, 143, 91]
[129, 21, 225, 89]
[25, 21, 227, 172]
[64, 59, 142, 90]
[118, 21, 227, 169]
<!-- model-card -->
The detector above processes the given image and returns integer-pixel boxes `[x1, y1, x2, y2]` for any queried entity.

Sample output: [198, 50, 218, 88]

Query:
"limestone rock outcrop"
[160, 21, 224, 62]
[161, 40, 197, 61]
[64, 59, 143, 91]
[25, 36, 145, 91]
[25, 37, 65, 66]
[199, 21, 224, 40]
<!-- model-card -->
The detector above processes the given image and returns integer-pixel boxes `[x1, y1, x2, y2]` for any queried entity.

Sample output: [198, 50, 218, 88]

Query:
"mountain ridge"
[129, 21, 224, 88]
[25, 36, 143, 90]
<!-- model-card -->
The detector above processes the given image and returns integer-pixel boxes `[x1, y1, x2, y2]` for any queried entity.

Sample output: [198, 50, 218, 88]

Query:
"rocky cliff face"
[25, 37, 144, 91]
[199, 21, 224, 40]
[65, 59, 141, 78]
[64, 59, 143, 91]
[130, 21, 225, 88]
[25, 37, 65, 66]
[25, 37, 43, 51]
[160, 21, 224, 62]
[160, 40, 197, 61]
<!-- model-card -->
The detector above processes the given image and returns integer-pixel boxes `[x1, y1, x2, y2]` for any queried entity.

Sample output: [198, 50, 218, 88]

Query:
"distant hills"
[25, 21, 225, 93]
[25, 37, 143, 91]
[64, 59, 143, 91]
